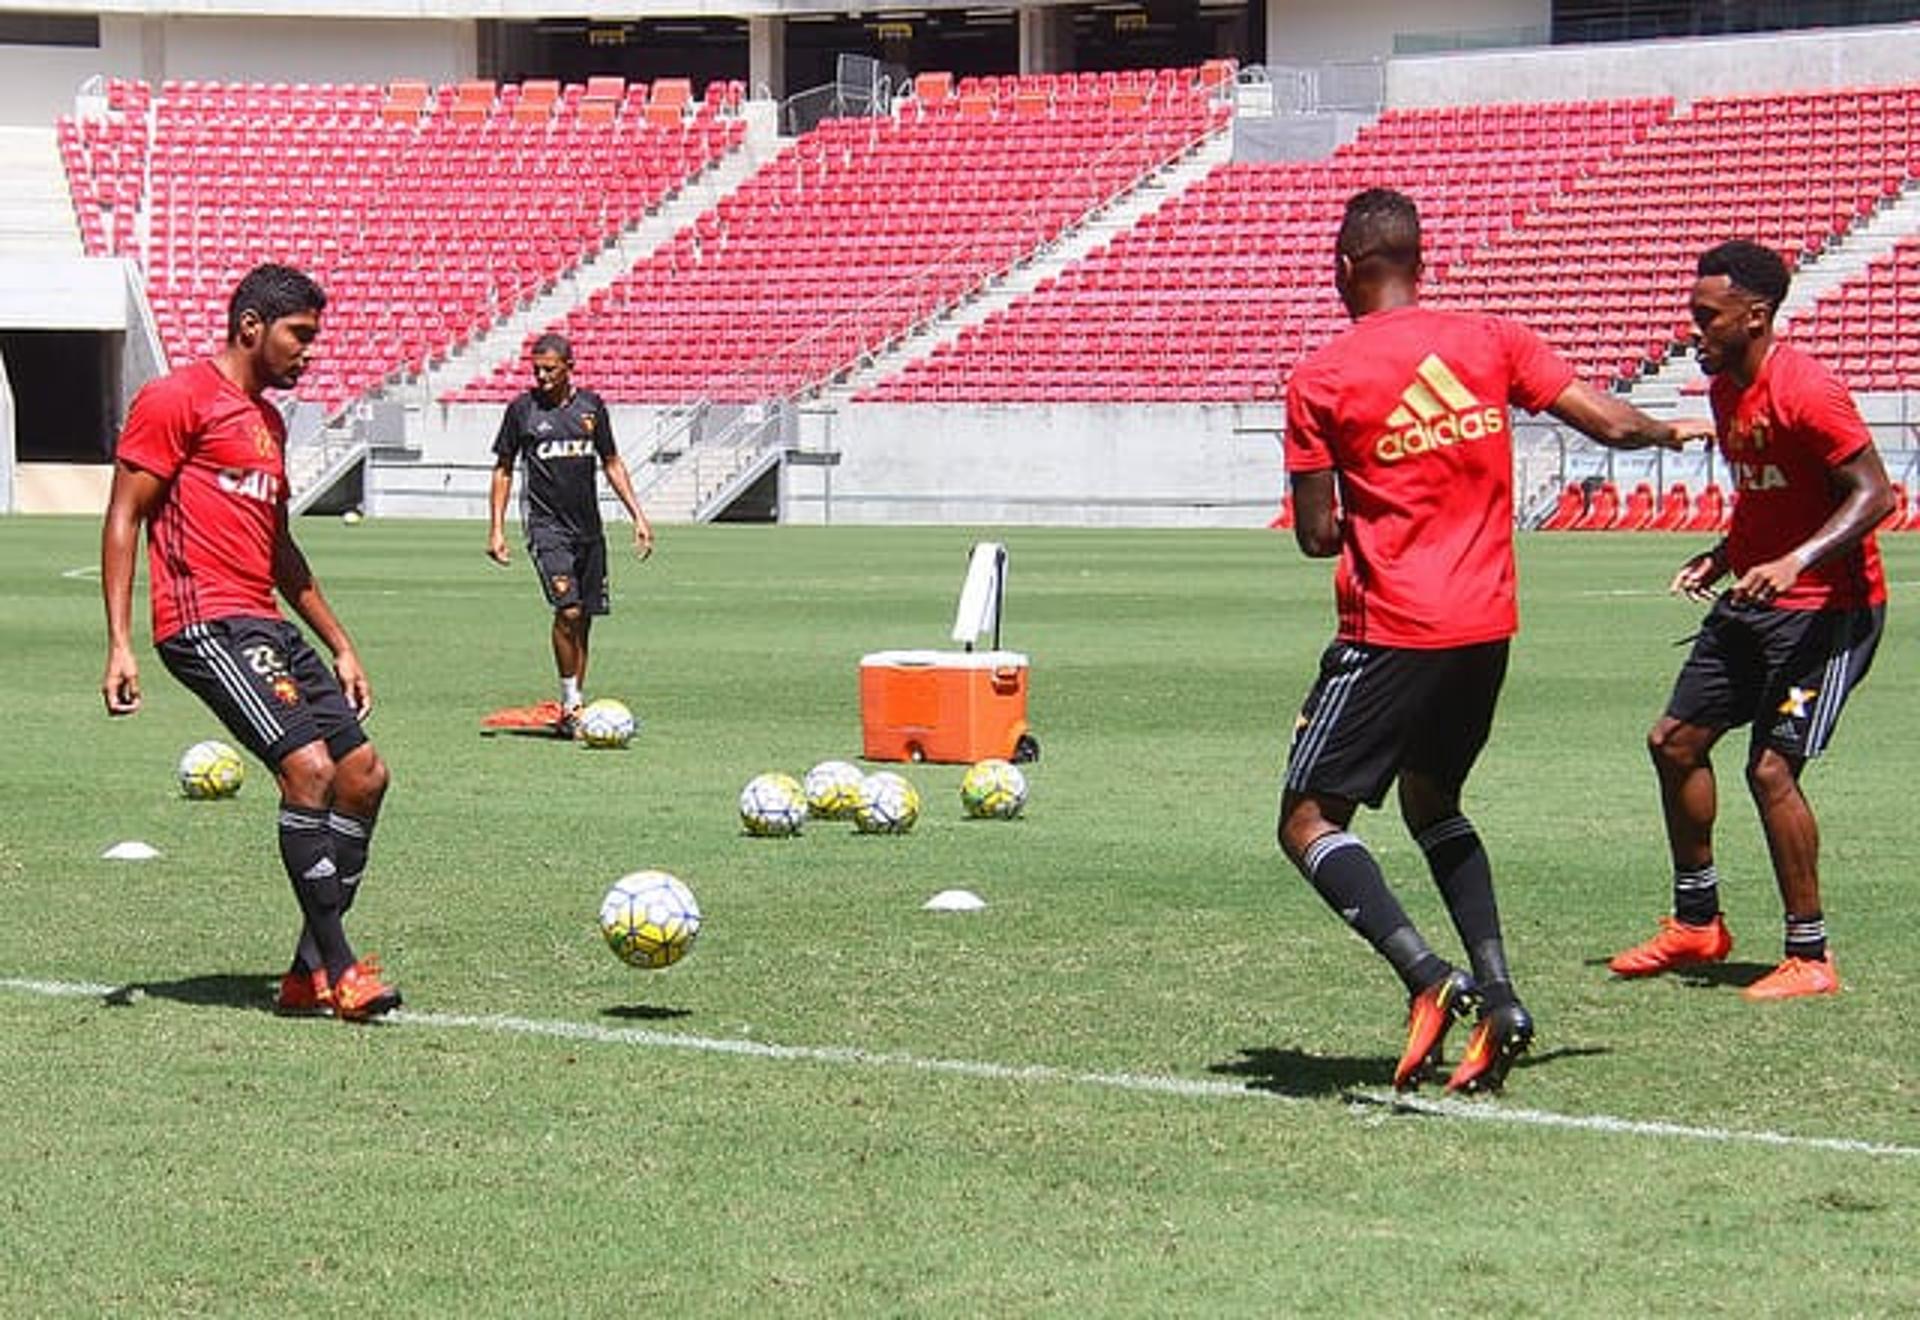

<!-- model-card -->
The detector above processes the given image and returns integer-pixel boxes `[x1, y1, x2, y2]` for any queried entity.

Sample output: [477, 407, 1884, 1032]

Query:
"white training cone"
[923, 889, 987, 912]
[102, 841, 161, 861]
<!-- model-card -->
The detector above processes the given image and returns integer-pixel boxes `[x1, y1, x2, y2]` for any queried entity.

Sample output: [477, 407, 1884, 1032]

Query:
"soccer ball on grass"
[599, 870, 701, 969]
[803, 759, 865, 820]
[739, 772, 808, 836]
[178, 740, 245, 799]
[960, 758, 1027, 819]
[855, 771, 921, 834]
[577, 698, 636, 749]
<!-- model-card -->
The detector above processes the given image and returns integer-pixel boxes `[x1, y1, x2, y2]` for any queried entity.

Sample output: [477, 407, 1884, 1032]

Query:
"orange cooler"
[859, 649, 1030, 763]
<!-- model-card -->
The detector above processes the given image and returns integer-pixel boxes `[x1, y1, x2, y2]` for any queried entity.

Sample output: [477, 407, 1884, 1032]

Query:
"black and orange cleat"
[1445, 1002, 1534, 1095]
[332, 957, 402, 1022]
[1393, 968, 1479, 1091]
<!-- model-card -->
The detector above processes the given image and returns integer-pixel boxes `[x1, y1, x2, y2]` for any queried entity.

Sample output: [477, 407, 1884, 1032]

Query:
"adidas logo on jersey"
[1375, 354, 1506, 464]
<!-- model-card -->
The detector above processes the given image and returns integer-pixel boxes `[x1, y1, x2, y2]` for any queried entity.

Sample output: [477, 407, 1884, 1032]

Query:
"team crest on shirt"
[251, 421, 275, 458]
[581, 412, 596, 435]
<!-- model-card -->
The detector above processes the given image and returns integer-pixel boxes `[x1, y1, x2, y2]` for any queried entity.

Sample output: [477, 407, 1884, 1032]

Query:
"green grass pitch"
[2, 515, 1917, 1314]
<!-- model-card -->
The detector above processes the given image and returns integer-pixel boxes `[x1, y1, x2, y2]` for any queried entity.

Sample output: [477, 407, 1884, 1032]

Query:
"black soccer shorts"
[157, 616, 368, 768]
[1665, 596, 1883, 760]
[1284, 639, 1510, 807]
[529, 533, 610, 616]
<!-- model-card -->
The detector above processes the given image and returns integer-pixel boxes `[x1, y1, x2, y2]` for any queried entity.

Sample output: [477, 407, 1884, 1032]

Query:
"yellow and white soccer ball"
[577, 698, 636, 749]
[739, 771, 808, 836]
[599, 870, 701, 969]
[177, 739, 245, 800]
[960, 758, 1028, 820]
[803, 759, 865, 820]
[855, 771, 921, 835]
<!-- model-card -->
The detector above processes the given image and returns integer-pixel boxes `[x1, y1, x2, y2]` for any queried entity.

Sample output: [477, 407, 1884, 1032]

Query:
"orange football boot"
[332, 957, 402, 1021]
[1394, 968, 1479, 1091]
[1742, 954, 1839, 1001]
[274, 967, 332, 1016]
[1445, 1002, 1534, 1094]
[1608, 915, 1732, 977]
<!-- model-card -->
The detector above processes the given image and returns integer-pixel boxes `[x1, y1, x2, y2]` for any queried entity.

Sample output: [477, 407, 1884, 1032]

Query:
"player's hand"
[1664, 417, 1717, 449]
[102, 647, 141, 716]
[634, 524, 654, 562]
[1728, 554, 1800, 606]
[486, 529, 511, 567]
[334, 647, 374, 721]
[1668, 549, 1725, 603]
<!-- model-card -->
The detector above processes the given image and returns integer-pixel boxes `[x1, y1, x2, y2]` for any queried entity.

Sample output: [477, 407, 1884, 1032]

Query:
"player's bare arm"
[602, 453, 654, 560]
[272, 527, 373, 718]
[99, 461, 170, 715]
[1290, 470, 1341, 558]
[1546, 380, 1715, 450]
[486, 458, 515, 565]
[1729, 445, 1896, 605]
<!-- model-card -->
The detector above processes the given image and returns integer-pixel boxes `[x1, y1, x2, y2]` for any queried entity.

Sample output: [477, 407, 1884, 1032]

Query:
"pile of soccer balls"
[737, 757, 1027, 836]
[177, 739, 245, 799]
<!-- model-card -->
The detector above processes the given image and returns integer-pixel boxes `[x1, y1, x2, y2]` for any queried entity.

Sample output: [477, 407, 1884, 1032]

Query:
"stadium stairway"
[819, 124, 1234, 405]
[400, 117, 781, 412]
[1625, 180, 1920, 409]
[0, 128, 83, 257]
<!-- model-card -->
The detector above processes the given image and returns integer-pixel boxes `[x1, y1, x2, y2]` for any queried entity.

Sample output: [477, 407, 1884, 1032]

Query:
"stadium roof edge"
[29, 0, 1060, 17]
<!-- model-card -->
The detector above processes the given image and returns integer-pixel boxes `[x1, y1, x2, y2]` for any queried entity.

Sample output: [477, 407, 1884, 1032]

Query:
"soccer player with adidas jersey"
[1610, 241, 1894, 1000]
[1280, 189, 1710, 1092]
[487, 333, 653, 736]
[100, 264, 400, 1021]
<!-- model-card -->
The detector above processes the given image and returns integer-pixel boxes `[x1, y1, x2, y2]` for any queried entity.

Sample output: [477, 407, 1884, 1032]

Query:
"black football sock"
[1673, 863, 1721, 926]
[1784, 911, 1827, 962]
[1418, 815, 1515, 1009]
[1299, 831, 1447, 994]
[328, 810, 374, 916]
[278, 804, 355, 983]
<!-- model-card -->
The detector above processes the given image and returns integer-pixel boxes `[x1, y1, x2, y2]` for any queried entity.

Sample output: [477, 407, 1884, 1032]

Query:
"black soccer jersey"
[492, 387, 616, 542]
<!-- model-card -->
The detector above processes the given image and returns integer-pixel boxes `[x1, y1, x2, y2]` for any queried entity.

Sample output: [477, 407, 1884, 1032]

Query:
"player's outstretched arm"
[1670, 542, 1727, 602]
[99, 462, 167, 715]
[486, 459, 514, 566]
[1290, 471, 1341, 558]
[273, 526, 372, 719]
[602, 454, 654, 561]
[1546, 380, 1714, 451]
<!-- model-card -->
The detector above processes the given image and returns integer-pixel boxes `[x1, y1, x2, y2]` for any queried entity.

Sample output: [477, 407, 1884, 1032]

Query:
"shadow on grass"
[601, 1004, 692, 1022]
[1582, 956, 1778, 988]
[1213, 1042, 1613, 1099]
[107, 971, 278, 1013]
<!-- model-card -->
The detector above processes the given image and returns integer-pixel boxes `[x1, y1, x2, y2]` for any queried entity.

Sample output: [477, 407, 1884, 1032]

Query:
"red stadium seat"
[1617, 481, 1657, 530]
[1572, 482, 1622, 530]
[1650, 482, 1692, 530]
[1685, 483, 1727, 532]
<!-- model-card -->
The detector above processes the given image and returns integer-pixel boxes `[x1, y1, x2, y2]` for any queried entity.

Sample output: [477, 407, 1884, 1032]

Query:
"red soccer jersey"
[1284, 305, 1575, 648]
[1711, 343, 1886, 611]
[115, 360, 287, 642]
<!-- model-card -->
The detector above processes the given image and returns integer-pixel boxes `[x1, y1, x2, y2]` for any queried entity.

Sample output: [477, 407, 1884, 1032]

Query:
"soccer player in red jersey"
[1610, 241, 1895, 1000]
[100, 264, 401, 1021]
[1280, 189, 1711, 1092]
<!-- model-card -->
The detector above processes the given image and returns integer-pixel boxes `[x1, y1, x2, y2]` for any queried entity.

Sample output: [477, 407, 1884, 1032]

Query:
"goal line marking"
[5, 975, 1914, 1161]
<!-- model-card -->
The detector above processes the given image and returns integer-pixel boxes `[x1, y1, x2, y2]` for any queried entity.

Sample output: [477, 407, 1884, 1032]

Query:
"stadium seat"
[1650, 482, 1692, 530]
[1538, 481, 1587, 530]
[1571, 481, 1622, 530]
[1685, 483, 1728, 532]
[1617, 481, 1657, 530]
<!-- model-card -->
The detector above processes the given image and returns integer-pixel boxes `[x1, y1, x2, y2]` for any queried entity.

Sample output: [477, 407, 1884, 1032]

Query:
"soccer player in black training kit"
[487, 333, 653, 735]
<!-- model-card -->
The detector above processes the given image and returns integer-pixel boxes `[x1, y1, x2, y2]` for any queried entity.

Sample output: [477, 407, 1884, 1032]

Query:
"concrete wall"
[0, 15, 475, 127]
[1388, 22, 1920, 108]
[1265, 0, 1546, 64]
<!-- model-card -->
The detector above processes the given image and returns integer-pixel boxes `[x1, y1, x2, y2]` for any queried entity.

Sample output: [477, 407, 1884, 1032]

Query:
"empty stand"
[448, 67, 1225, 405]
[61, 77, 743, 411]
[1783, 232, 1920, 391]
[862, 97, 1669, 402]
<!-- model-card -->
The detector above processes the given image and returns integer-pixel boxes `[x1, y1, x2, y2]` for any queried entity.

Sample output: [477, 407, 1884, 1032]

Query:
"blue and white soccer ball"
[854, 771, 921, 835]
[803, 759, 866, 820]
[739, 772, 808, 837]
[578, 698, 636, 749]
[599, 870, 701, 969]
[177, 739, 245, 799]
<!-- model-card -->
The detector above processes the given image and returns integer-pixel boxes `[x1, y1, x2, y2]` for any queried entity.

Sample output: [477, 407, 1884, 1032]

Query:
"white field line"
[4, 976, 1916, 1161]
